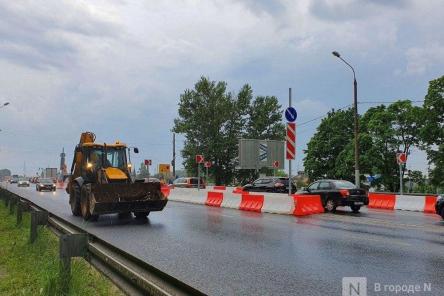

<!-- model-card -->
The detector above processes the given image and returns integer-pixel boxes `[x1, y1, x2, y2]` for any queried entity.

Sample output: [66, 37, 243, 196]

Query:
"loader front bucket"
[89, 182, 168, 215]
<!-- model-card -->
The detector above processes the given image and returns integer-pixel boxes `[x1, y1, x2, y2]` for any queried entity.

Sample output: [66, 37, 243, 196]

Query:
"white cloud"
[405, 45, 444, 75]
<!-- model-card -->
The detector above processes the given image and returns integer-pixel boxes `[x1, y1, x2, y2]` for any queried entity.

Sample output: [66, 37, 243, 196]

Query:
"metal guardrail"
[0, 187, 206, 296]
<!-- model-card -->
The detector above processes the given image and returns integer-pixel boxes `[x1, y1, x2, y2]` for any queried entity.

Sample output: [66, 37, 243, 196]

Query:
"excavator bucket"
[89, 182, 168, 215]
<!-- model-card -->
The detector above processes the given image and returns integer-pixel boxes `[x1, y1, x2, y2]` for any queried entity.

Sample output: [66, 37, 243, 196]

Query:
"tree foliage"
[173, 77, 284, 185]
[303, 108, 354, 181]
[421, 75, 444, 188]
[303, 100, 423, 191]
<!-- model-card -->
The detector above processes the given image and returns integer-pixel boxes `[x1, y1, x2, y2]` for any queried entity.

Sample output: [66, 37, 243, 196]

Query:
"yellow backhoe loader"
[66, 132, 167, 220]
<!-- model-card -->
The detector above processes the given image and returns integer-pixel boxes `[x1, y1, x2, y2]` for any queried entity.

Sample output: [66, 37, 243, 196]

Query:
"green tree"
[421, 75, 444, 189]
[303, 108, 354, 181]
[246, 96, 285, 140]
[352, 101, 421, 191]
[174, 77, 284, 185]
[304, 100, 422, 191]
[358, 105, 398, 190]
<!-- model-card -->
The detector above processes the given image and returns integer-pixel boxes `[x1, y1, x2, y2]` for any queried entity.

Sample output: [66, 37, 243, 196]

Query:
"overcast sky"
[0, 0, 443, 176]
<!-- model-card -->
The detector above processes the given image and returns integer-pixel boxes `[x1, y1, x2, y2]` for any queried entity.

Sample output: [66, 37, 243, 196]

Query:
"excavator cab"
[81, 145, 129, 183]
[67, 132, 167, 221]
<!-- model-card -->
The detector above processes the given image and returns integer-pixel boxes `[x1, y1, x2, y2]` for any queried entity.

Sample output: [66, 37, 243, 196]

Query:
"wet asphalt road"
[2, 184, 444, 296]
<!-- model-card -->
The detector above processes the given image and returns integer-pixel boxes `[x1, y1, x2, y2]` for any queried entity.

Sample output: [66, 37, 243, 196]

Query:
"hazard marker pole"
[288, 88, 292, 196]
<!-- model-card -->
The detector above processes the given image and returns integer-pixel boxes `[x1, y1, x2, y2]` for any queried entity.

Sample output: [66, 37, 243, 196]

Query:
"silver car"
[17, 179, 30, 187]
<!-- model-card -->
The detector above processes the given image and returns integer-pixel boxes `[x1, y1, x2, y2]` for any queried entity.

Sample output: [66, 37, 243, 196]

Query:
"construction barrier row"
[166, 187, 439, 216]
[368, 193, 438, 213]
[165, 187, 325, 217]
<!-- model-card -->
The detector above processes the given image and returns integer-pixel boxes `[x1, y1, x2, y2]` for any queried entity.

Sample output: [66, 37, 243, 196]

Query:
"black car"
[36, 178, 56, 192]
[301, 179, 368, 213]
[435, 195, 444, 219]
[243, 177, 297, 194]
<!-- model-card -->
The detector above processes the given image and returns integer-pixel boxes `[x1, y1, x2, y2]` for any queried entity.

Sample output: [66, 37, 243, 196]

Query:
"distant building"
[0, 169, 11, 181]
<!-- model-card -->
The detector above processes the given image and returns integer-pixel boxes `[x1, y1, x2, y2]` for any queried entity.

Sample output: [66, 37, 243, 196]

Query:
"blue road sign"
[285, 107, 297, 122]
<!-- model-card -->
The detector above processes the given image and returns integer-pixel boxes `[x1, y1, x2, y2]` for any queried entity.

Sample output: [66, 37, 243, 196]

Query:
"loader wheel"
[70, 184, 81, 216]
[81, 185, 98, 221]
[118, 212, 132, 219]
[134, 212, 150, 219]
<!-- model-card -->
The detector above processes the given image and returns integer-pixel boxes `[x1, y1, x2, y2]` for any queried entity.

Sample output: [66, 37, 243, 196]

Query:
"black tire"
[351, 205, 361, 213]
[440, 208, 444, 220]
[69, 183, 81, 216]
[134, 212, 150, 219]
[80, 185, 98, 221]
[325, 199, 337, 213]
[118, 212, 132, 219]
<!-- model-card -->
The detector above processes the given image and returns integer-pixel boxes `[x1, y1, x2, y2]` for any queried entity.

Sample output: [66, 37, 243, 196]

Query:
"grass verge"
[0, 202, 124, 296]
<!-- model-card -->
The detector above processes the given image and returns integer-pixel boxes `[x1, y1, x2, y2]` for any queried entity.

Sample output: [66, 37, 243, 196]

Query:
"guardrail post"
[9, 195, 18, 215]
[59, 234, 88, 293]
[17, 201, 30, 226]
[30, 210, 48, 243]
[4, 192, 10, 207]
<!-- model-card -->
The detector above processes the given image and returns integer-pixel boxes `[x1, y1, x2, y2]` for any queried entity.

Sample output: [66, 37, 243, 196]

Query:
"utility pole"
[332, 51, 360, 187]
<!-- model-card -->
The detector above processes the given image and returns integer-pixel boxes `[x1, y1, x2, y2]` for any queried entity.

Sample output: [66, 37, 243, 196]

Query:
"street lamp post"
[332, 51, 360, 187]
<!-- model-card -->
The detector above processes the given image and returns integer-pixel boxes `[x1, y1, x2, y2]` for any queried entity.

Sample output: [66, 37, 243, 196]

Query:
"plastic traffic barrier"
[239, 194, 264, 212]
[206, 191, 223, 207]
[368, 193, 396, 210]
[261, 193, 294, 214]
[213, 186, 226, 191]
[221, 192, 242, 209]
[424, 196, 437, 213]
[292, 194, 324, 216]
[161, 185, 170, 198]
[395, 195, 425, 212]
[233, 187, 247, 194]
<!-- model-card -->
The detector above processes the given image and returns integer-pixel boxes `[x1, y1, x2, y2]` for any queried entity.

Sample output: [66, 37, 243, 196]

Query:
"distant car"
[243, 177, 297, 194]
[17, 179, 30, 187]
[173, 177, 206, 189]
[36, 178, 56, 192]
[301, 179, 368, 213]
[10, 177, 19, 184]
[435, 195, 444, 219]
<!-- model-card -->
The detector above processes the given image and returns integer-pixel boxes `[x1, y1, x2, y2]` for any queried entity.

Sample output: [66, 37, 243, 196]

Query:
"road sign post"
[196, 155, 204, 191]
[204, 161, 211, 182]
[273, 161, 279, 176]
[399, 164, 403, 195]
[285, 89, 297, 196]
[144, 159, 152, 179]
[396, 153, 407, 195]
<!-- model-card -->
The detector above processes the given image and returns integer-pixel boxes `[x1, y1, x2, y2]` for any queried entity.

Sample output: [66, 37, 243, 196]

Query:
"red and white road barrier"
[368, 192, 437, 213]
[167, 188, 324, 217]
